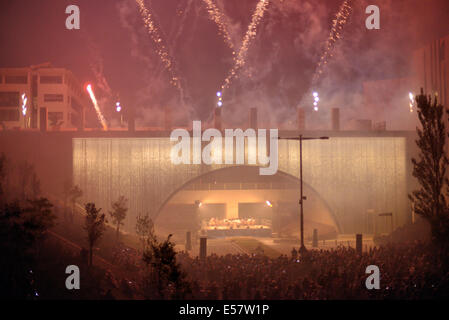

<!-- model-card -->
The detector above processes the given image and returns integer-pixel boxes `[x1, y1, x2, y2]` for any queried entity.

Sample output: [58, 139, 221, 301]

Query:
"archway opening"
[155, 166, 339, 243]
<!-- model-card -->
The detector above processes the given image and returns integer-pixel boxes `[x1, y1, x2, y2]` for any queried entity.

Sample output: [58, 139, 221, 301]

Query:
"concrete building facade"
[412, 34, 449, 105]
[0, 63, 89, 130]
[72, 132, 414, 235]
[362, 34, 449, 131]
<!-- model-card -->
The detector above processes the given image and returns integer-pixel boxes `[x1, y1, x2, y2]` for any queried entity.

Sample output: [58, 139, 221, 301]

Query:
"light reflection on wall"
[73, 137, 408, 234]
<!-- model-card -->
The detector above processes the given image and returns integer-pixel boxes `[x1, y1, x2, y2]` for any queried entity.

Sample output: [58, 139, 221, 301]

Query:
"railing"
[184, 181, 299, 191]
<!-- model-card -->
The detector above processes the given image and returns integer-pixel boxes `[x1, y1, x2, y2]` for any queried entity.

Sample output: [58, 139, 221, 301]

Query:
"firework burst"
[221, 0, 270, 92]
[311, 0, 353, 87]
[202, 0, 235, 51]
[136, 0, 183, 91]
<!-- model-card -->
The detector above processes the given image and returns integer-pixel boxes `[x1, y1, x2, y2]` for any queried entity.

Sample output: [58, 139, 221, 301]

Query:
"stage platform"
[205, 226, 272, 238]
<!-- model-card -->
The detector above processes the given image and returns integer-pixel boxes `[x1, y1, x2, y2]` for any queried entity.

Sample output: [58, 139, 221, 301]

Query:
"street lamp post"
[194, 200, 202, 242]
[279, 135, 329, 254]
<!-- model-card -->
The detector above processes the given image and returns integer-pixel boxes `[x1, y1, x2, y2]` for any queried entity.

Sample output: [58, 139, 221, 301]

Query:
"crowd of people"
[55, 233, 449, 299]
[174, 242, 449, 300]
[69, 228, 449, 300]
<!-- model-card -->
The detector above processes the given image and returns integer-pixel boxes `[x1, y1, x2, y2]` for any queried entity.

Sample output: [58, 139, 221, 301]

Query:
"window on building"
[0, 109, 20, 121]
[5, 75, 28, 84]
[48, 112, 64, 127]
[0, 92, 20, 107]
[44, 94, 64, 102]
[40, 75, 63, 84]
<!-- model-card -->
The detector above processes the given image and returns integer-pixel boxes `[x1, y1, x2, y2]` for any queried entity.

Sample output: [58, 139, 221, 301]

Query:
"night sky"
[1, 0, 449, 127]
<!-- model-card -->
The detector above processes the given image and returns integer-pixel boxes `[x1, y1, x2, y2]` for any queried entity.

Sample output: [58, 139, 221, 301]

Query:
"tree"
[0, 198, 56, 298]
[409, 89, 449, 245]
[24, 198, 56, 240]
[193, 200, 202, 242]
[109, 196, 128, 241]
[30, 172, 41, 200]
[135, 213, 155, 251]
[61, 180, 72, 221]
[0, 153, 6, 205]
[142, 234, 191, 299]
[69, 185, 83, 223]
[19, 161, 34, 201]
[84, 203, 106, 267]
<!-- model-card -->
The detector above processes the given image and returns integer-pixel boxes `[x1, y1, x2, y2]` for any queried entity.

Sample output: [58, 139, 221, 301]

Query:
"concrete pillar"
[39, 107, 47, 132]
[356, 234, 363, 254]
[331, 108, 340, 131]
[214, 108, 222, 131]
[194, 200, 201, 239]
[297, 107, 305, 130]
[199, 237, 207, 260]
[128, 107, 135, 132]
[31, 75, 38, 128]
[249, 107, 257, 129]
[164, 106, 172, 131]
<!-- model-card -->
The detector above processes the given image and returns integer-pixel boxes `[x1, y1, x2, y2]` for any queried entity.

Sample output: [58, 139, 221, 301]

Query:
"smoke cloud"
[109, 0, 449, 130]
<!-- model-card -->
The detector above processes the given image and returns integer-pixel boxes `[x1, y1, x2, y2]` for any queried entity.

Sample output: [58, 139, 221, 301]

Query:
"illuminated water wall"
[73, 137, 409, 234]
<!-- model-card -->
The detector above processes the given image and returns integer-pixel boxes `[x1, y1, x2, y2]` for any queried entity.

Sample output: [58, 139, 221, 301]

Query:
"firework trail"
[135, 0, 184, 92]
[88, 42, 116, 123]
[170, 0, 194, 51]
[409, 92, 415, 113]
[221, 0, 270, 92]
[311, 0, 353, 87]
[83, 32, 114, 108]
[202, 0, 235, 51]
[86, 84, 108, 131]
[90, 55, 113, 98]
